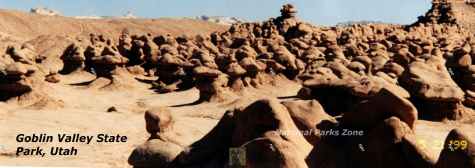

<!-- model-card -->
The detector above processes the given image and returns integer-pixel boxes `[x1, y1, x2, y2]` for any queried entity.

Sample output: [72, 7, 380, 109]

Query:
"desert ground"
[1, 0, 475, 168]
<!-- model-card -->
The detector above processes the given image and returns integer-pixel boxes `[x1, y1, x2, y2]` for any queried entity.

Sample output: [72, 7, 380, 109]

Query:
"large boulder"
[231, 99, 313, 158]
[400, 59, 469, 120]
[401, 60, 464, 102]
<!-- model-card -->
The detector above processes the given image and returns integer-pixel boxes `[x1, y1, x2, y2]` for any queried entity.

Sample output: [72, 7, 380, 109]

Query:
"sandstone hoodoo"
[0, 45, 38, 101]
[0, 44, 62, 108]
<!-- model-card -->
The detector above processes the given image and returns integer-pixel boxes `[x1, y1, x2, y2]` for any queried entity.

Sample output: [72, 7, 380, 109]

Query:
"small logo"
[358, 144, 365, 152]
[229, 147, 246, 168]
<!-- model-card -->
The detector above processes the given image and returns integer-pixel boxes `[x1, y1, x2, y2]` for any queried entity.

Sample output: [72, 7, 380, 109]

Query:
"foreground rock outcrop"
[129, 96, 474, 168]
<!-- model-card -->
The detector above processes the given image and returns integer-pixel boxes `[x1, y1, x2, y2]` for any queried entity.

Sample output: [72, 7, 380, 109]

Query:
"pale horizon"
[0, 0, 432, 25]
